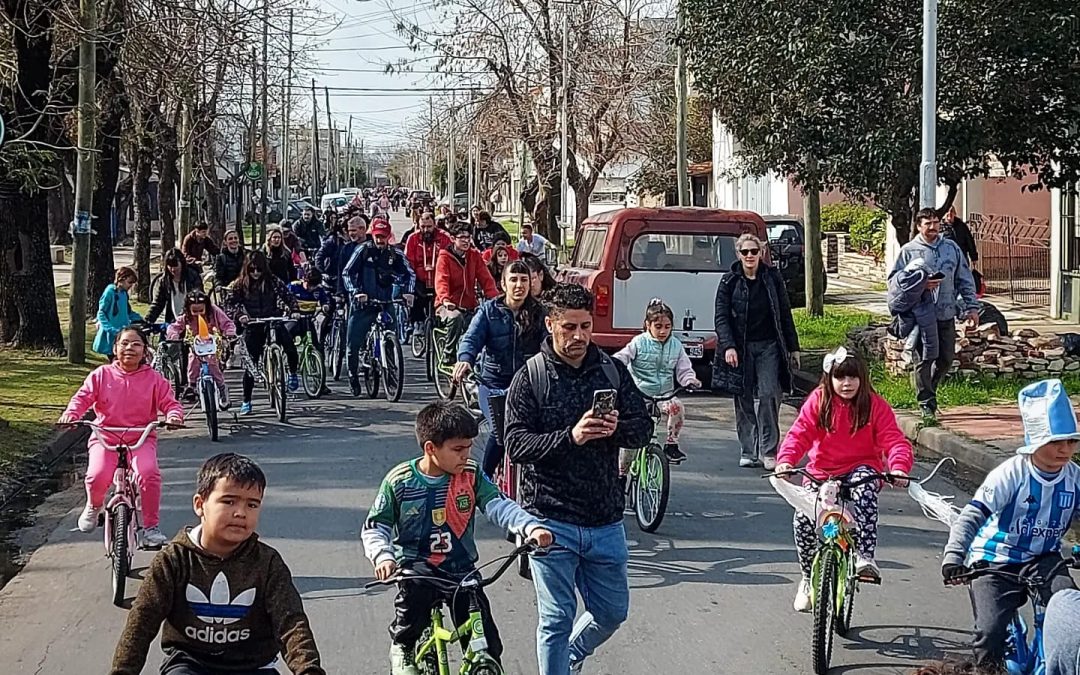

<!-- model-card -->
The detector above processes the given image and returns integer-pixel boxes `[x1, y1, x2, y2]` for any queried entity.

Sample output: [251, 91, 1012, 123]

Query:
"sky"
[304, 0, 462, 156]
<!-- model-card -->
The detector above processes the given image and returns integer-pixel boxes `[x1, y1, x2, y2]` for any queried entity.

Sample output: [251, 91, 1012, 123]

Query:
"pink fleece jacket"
[63, 362, 184, 445]
[165, 305, 236, 340]
[776, 388, 913, 480]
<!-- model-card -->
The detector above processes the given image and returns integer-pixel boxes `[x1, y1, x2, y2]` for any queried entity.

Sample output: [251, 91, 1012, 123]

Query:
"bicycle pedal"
[856, 574, 882, 585]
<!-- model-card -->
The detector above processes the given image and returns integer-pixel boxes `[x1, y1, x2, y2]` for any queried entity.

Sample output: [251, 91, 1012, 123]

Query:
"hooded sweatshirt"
[62, 362, 184, 446]
[776, 387, 913, 480]
[110, 527, 324, 675]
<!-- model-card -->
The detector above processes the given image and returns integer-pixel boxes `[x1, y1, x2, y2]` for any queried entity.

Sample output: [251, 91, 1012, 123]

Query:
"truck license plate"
[686, 343, 704, 359]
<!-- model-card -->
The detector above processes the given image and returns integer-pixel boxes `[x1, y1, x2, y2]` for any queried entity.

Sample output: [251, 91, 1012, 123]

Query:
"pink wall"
[970, 175, 1051, 222]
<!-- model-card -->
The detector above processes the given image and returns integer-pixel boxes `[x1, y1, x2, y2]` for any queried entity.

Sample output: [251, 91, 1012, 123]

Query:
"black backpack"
[525, 352, 620, 407]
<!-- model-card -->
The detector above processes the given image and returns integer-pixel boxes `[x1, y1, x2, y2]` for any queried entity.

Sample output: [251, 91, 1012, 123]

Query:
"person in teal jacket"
[93, 266, 142, 357]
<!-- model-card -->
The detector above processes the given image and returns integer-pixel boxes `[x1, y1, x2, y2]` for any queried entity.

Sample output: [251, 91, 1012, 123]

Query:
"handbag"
[710, 352, 744, 397]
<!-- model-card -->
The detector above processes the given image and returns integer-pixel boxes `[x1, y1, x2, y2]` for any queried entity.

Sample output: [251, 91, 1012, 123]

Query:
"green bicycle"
[429, 310, 469, 402]
[294, 312, 327, 399]
[366, 541, 546, 675]
[622, 387, 694, 533]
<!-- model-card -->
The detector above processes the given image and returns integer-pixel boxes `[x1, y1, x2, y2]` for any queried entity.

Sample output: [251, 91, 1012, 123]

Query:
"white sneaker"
[217, 386, 231, 410]
[140, 526, 169, 548]
[856, 555, 880, 580]
[794, 577, 812, 613]
[78, 503, 101, 533]
[739, 457, 756, 468]
[762, 456, 777, 471]
[390, 643, 420, 675]
[569, 659, 584, 674]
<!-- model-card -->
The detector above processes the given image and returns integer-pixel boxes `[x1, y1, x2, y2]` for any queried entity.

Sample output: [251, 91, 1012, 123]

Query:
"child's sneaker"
[239, 401, 253, 415]
[78, 503, 102, 533]
[288, 373, 300, 392]
[140, 526, 168, 549]
[856, 555, 880, 580]
[794, 577, 812, 613]
[663, 443, 687, 464]
[390, 643, 420, 675]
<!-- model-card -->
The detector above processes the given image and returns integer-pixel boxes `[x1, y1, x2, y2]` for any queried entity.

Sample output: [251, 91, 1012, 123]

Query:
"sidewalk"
[54, 245, 163, 289]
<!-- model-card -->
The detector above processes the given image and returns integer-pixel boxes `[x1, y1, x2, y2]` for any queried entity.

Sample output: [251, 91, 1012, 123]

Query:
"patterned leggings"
[658, 397, 685, 445]
[792, 465, 880, 579]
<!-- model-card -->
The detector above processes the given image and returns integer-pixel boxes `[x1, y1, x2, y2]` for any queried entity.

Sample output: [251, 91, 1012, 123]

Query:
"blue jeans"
[346, 306, 378, 378]
[1046, 588, 1080, 675]
[478, 384, 506, 477]
[530, 519, 629, 675]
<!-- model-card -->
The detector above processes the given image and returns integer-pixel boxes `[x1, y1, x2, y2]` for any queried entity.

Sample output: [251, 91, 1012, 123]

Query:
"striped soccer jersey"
[968, 455, 1080, 566]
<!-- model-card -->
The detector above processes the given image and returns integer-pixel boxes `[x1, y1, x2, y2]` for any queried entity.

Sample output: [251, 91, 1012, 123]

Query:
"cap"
[371, 221, 392, 237]
[1017, 378, 1080, 454]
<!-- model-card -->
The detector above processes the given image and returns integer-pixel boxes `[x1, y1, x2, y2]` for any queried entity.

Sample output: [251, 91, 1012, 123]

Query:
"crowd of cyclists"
[73, 188, 1080, 675]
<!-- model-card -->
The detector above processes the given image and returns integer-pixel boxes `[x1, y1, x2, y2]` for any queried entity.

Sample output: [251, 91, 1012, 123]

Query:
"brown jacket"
[110, 527, 324, 675]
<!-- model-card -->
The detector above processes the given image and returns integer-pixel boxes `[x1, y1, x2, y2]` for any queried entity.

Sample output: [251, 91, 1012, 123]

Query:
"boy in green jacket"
[110, 453, 324, 675]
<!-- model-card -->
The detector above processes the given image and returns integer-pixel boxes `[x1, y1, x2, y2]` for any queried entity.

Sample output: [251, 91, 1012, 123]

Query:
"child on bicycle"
[109, 453, 325, 675]
[58, 327, 184, 549]
[774, 346, 912, 611]
[941, 378, 1080, 670]
[362, 401, 553, 675]
[166, 289, 236, 405]
[613, 298, 701, 463]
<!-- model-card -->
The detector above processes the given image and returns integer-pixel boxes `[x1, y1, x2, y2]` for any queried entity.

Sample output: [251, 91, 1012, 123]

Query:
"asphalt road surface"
[0, 210, 977, 674]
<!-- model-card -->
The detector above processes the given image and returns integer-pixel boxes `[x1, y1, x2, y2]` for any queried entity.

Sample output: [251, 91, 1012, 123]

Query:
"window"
[629, 234, 738, 272]
[573, 228, 608, 268]
[767, 221, 802, 244]
[589, 191, 625, 204]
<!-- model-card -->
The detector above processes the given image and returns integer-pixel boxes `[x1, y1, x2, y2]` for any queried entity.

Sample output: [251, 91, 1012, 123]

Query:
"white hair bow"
[823, 346, 850, 374]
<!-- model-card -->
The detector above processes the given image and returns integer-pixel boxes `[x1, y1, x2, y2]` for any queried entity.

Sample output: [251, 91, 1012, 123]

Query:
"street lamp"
[919, 0, 938, 209]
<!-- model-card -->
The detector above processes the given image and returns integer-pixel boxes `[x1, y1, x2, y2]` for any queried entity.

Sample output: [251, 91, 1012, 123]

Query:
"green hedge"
[821, 203, 887, 261]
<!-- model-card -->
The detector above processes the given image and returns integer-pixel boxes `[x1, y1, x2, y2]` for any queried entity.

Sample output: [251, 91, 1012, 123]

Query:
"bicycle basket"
[770, 476, 817, 521]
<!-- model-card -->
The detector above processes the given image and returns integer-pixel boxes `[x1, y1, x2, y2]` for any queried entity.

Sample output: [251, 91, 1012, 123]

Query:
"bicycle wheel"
[330, 320, 346, 381]
[416, 628, 440, 675]
[362, 336, 381, 399]
[167, 359, 183, 400]
[200, 378, 219, 442]
[301, 345, 325, 399]
[382, 332, 405, 402]
[111, 504, 131, 607]
[424, 322, 435, 382]
[835, 558, 856, 637]
[268, 348, 287, 423]
[812, 549, 839, 674]
[470, 656, 503, 675]
[633, 444, 670, 533]
[411, 319, 426, 358]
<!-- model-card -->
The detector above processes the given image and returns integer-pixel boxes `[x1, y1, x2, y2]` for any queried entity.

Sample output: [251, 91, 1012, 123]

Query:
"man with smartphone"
[504, 283, 652, 675]
[892, 208, 980, 420]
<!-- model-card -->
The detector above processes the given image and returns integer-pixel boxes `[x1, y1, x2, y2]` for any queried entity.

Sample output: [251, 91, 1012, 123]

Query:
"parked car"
[265, 199, 316, 224]
[556, 206, 769, 376]
[764, 215, 827, 308]
[320, 192, 350, 213]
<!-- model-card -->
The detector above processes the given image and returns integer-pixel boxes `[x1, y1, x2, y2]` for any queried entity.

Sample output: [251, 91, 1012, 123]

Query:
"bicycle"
[622, 387, 695, 533]
[365, 541, 550, 675]
[356, 298, 406, 402]
[431, 308, 475, 402]
[137, 322, 184, 398]
[293, 310, 327, 399]
[69, 420, 179, 607]
[190, 330, 233, 442]
[325, 293, 349, 382]
[950, 547, 1080, 675]
[238, 316, 293, 422]
[484, 391, 530, 580]
[412, 293, 435, 371]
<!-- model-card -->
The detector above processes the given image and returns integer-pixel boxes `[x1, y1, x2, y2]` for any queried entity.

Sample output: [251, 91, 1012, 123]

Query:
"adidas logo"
[184, 571, 255, 644]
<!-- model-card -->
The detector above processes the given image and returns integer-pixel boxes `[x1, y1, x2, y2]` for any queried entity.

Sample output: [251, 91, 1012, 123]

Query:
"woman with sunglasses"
[713, 232, 800, 471]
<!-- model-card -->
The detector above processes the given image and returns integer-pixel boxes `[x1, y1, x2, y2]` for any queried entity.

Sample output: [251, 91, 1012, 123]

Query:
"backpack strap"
[598, 351, 621, 390]
[526, 353, 548, 407]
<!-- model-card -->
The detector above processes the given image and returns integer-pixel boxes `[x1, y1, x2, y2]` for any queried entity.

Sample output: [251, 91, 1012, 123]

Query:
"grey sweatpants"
[1046, 588, 1080, 675]
[733, 339, 782, 462]
[968, 553, 1076, 668]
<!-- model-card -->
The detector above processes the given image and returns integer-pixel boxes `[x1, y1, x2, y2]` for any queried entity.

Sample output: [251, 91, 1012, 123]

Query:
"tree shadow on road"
[295, 574, 375, 601]
[829, 623, 974, 674]
[626, 539, 793, 589]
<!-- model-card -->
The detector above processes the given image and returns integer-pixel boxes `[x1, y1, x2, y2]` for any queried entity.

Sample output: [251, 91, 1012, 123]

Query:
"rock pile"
[847, 324, 1080, 378]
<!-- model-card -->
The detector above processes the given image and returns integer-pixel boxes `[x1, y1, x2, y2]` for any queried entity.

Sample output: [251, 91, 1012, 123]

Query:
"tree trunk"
[802, 157, 825, 317]
[0, 185, 66, 354]
[88, 86, 126, 315]
[156, 118, 179, 253]
[48, 155, 73, 245]
[132, 117, 155, 303]
[573, 173, 598, 232]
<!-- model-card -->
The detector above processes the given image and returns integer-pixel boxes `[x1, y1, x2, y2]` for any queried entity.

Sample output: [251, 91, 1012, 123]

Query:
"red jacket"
[405, 230, 451, 286]
[435, 247, 498, 310]
[481, 246, 520, 265]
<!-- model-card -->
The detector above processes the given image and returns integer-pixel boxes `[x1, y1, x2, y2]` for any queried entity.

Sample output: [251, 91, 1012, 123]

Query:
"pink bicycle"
[73, 420, 173, 606]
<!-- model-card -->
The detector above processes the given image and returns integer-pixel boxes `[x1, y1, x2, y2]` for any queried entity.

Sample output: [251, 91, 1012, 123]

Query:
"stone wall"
[822, 233, 886, 283]
[848, 323, 1080, 379]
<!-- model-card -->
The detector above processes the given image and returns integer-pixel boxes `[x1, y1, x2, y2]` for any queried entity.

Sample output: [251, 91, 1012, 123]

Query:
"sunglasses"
[739, 248, 760, 256]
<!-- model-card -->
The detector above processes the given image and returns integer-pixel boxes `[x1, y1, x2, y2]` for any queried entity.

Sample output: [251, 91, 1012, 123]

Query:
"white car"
[320, 192, 350, 212]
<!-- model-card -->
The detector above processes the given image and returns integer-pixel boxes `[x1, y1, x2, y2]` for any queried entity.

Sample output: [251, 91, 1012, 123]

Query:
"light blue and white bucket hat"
[1017, 379, 1080, 455]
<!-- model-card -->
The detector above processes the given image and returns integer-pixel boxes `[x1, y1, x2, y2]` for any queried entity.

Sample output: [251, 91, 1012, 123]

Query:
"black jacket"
[265, 246, 296, 284]
[213, 248, 245, 288]
[713, 261, 800, 393]
[505, 339, 651, 526]
[943, 216, 979, 265]
[146, 268, 204, 324]
[293, 217, 324, 251]
[225, 277, 298, 321]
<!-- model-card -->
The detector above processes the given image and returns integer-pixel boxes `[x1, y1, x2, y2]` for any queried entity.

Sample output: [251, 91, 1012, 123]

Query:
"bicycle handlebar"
[364, 540, 554, 592]
[65, 420, 181, 451]
[763, 467, 911, 488]
[644, 386, 700, 403]
[954, 555, 1080, 587]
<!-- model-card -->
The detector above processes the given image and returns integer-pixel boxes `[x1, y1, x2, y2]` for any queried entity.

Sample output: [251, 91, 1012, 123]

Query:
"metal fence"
[968, 212, 1050, 308]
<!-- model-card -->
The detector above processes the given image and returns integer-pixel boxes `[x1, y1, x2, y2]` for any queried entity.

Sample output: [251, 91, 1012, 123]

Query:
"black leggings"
[160, 648, 278, 674]
[241, 323, 299, 401]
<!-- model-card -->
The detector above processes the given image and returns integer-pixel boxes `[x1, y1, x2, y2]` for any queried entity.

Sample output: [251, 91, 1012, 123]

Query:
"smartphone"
[928, 271, 945, 280]
[592, 389, 618, 417]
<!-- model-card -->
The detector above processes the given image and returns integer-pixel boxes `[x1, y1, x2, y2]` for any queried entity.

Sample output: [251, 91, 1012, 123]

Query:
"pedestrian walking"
[713, 232, 800, 470]
[891, 208, 979, 419]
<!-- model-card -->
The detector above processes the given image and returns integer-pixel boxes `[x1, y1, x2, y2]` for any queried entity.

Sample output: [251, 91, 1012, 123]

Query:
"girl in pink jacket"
[166, 289, 236, 405]
[775, 346, 913, 612]
[59, 327, 184, 548]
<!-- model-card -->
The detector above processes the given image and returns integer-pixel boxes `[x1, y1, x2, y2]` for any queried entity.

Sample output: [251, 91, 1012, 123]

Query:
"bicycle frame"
[810, 509, 857, 615]
[79, 423, 159, 555]
[417, 603, 492, 675]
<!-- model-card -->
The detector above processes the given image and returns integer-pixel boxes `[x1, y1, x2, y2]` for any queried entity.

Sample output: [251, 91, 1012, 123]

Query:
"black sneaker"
[181, 386, 197, 403]
[349, 377, 362, 397]
[664, 444, 687, 464]
[319, 385, 332, 396]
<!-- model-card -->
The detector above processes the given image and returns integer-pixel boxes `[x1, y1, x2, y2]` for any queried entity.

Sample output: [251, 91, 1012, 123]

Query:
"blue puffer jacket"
[887, 258, 939, 361]
[457, 295, 546, 389]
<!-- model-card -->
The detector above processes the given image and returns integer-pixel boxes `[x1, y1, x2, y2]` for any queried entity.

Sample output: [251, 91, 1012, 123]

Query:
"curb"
[0, 426, 89, 510]
[791, 368, 1006, 484]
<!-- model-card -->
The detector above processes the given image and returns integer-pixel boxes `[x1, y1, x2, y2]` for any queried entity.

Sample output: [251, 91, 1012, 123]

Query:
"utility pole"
[311, 79, 321, 202]
[919, 0, 938, 209]
[179, 104, 194, 238]
[69, 0, 97, 364]
[675, 1, 690, 206]
[559, 4, 570, 232]
[518, 140, 527, 229]
[467, 135, 475, 214]
[280, 9, 293, 213]
[248, 46, 258, 247]
[428, 96, 435, 194]
[448, 98, 456, 206]
[259, 0, 269, 238]
[345, 115, 353, 186]
[323, 86, 334, 193]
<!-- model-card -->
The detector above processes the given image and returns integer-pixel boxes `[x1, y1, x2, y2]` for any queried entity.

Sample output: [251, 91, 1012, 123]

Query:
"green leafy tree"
[682, 0, 1080, 247]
